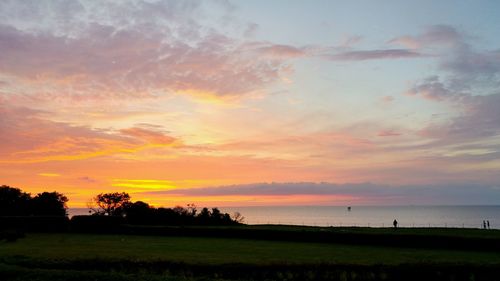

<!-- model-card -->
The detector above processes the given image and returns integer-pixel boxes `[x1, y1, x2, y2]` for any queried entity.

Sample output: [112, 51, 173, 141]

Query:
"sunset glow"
[1, 0, 500, 207]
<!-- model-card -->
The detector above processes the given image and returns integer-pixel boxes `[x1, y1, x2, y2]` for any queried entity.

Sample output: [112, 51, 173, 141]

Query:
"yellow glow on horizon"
[62, 193, 360, 208]
[38, 173, 61, 177]
[126, 194, 360, 208]
[111, 179, 177, 190]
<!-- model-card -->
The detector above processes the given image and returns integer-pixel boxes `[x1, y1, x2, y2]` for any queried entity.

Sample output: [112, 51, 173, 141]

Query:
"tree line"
[0, 185, 243, 226]
[88, 191, 244, 225]
[0, 185, 68, 217]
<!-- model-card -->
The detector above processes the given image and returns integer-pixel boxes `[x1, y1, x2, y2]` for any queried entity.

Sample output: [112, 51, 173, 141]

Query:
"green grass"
[0, 263, 192, 281]
[244, 225, 500, 239]
[2, 229, 500, 280]
[2, 233, 500, 266]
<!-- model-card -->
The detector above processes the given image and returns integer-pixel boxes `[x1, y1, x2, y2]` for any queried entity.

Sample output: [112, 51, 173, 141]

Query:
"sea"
[68, 206, 500, 229]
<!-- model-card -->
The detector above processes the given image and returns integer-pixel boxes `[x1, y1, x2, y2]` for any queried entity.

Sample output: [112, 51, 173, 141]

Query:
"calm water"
[68, 206, 500, 229]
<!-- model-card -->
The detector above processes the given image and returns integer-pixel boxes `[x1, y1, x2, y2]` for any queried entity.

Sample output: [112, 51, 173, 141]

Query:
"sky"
[1, 0, 500, 207]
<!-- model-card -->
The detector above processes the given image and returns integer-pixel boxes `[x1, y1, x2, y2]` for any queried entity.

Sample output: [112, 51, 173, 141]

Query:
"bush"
[0, 216, 69, 232]
[70, 215, 126, 233]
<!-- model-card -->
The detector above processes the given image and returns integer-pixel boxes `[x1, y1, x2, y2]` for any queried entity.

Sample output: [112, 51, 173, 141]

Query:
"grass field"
[2, 233, 500, 265]
[1, 228, 500, 280]
[214, 224, 500, 239]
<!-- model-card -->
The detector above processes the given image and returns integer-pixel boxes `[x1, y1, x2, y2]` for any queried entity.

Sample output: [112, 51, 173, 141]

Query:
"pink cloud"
[418, 93, 500, 141]
[393, 25, 500, 82]
[402, 26, 500, 145]
[255, 44, 306, 58]
[327, 49, 424, 61]
[381, 95, 394, 104]
[389, 25, 463, 49]
[377, 130, 401, 137]
[406, 76, 456, 101]
[0, 24, 294, 101]
[388, 36, 421, 49]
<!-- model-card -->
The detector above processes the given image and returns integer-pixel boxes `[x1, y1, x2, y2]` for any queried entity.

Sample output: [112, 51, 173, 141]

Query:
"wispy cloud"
[0, 1, 433, 104]
[0, 106, 181, 163]
[406, 76, 458, 101]
[120, 127, 177, 146]
[326, 49, 425, 61]
[138, 182, 500, 205]
[389, 25, 464, 49]
[254, 44, 307, 58]
[0, 0, 298, 103]
[377, 130, 401, 137]
[402, 26, 500, 146]
[0, 24, 297, 101]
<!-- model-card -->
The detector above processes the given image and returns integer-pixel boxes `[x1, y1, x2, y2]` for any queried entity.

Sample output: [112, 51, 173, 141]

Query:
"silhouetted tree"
[123, 201, 153, 224]
[90, 192, 131, 216]
[211, 208, 223, 221]
[187, 203, 197, 216]
[0, 185, 31, 216]
[155, 207, 180, 224]
[198, 207, 211, 224]
[232, 212, 245, 224]
[85, 190, 243, 225]
[31, 192, 68, 216]
[172, 205, 189, 216]
[171, 205, 197, 224]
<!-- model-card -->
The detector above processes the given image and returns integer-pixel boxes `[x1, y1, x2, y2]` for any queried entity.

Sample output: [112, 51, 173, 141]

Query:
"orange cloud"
[0, 107, 181, 164]
[120, 127, 177, 145]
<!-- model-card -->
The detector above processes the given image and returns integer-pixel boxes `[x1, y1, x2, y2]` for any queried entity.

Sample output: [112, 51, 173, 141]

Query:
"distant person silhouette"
[483, 220, 487, 229]
[487, 220, 490, 229]
[393, 219, 398, 228]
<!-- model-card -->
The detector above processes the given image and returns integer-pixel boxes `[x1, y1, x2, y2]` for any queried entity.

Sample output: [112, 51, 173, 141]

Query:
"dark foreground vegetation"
[0, 185, 243, 227]
[1, 232, 500, 281]
[0, 185, 67, 217]
[2, 184, 500, 280]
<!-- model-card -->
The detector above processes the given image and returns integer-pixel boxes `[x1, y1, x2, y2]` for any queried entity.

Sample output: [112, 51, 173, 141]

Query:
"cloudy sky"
[1, 0, 500, 207]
